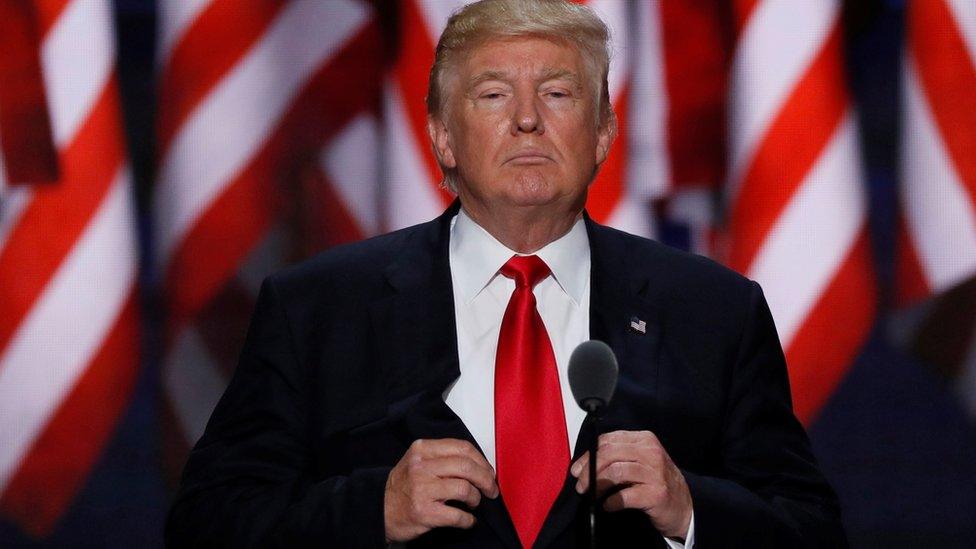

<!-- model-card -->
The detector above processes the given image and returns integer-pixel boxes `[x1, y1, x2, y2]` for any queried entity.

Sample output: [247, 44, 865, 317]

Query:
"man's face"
[429, 36, 614, 215]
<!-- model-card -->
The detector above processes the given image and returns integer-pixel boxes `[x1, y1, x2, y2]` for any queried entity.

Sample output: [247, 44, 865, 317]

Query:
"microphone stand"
[582, 399, 603, 549]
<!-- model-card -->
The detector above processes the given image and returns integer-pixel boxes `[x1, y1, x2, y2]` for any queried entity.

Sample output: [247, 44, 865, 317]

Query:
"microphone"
[568, 340, 619, 549]
[569, 340, 619, 413]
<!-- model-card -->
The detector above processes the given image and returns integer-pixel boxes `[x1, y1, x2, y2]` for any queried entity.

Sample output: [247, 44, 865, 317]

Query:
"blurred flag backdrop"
[0, 0, 140, 540]
[1, 0, 975, 546]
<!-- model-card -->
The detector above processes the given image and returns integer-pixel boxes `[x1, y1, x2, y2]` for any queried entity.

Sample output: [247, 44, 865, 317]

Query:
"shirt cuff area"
[663, 510, 695, 549]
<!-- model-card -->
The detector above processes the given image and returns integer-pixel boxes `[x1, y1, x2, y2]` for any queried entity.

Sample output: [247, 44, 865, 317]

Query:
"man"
[166, 1, 845, 547]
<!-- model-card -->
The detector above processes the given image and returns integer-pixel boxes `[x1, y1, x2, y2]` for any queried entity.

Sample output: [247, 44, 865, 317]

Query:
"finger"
[425, 503, 477, 530]
[574, 432, 666, 487]
[599, 430, 660, 447]
[408, 439, 498, 497]
[430, 478, 482, 509]
[595, 461, 653, 498]
[575, 453, 614, 495]
[573, 452, 597, 492]
[572, 452, 592, 493]
[577, 458, 654, 495]
[575, 445, 648, 493]
[427, 440, 498, 496]
[426, 456, 498, 499]
[429, 439, 491, 466]
[595, 443, 657, 473]
[571, 452, 588, 478]
[603, 484, 654, 513]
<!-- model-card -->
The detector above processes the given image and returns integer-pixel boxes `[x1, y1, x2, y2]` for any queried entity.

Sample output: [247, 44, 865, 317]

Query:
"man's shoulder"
[267, 218, 437, 297]
[589, 221, 753, 297]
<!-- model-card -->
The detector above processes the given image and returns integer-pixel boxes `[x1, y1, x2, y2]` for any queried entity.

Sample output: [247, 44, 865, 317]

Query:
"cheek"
[560, 125, 600, 163]
[461, 118, 509, 161]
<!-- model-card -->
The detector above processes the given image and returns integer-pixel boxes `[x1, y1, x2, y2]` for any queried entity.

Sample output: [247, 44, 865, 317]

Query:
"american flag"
[724, 0, 876, 425]
[0, 0, 140, 537]
[899, 0, 976, 302]
[897, 0, 976, 416]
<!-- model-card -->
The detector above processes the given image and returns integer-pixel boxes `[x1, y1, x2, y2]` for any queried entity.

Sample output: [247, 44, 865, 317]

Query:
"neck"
[461, 202, 582, 254]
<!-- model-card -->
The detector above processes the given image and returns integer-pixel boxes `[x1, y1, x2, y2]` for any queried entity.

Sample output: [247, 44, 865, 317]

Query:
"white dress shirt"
[444, 208, 694, 549]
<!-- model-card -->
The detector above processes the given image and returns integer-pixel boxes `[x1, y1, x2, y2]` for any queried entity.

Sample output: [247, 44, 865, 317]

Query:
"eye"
[544, 90, 571, 99]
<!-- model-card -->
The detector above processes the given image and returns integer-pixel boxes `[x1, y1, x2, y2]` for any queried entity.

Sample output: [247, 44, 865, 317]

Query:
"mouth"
[505, 150, 554, 166]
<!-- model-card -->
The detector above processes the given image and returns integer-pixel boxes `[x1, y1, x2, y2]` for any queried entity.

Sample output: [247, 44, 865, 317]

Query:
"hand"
[570, 430, 692, 540]
[384, 438, 499, 543]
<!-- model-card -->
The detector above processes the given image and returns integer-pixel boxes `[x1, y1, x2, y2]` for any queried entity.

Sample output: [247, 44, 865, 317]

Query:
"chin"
[505, 175, 562, 207]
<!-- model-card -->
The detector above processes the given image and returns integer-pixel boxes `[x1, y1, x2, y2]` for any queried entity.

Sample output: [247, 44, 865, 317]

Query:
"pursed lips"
[504, 149, 554, 166]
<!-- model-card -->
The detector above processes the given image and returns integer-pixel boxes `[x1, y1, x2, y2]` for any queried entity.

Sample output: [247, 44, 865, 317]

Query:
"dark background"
[4, 0, 976, 547]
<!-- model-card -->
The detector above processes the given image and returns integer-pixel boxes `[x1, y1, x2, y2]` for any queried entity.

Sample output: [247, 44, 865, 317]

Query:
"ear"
[594, 113, 617, 166]
[427, 115, 457, 169]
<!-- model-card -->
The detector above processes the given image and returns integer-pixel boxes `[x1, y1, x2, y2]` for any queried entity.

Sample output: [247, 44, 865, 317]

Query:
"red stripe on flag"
[164, 164, 274, 338]
[394, 0, 453, 205]
[785, 230, 875, 424]
[156, 0, 289, 157]
[660, 0, 730, 189]
[164, 22, 382, 332]
[0, 0, 58, 184]
[910, 0, 976, 215]
[586, 87, 627, 223]
[0, 294, 139, 538]
[728, 25, 847, 273]
[733, 0, 760, 36]
[0, 80, 126, 359]
[34, 0, 72, 39]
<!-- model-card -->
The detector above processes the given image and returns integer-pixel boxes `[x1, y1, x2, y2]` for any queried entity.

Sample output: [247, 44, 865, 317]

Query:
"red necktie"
[494, 255, 570, 548]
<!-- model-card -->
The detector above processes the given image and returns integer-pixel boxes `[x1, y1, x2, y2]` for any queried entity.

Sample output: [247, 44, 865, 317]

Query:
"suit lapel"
[369, 202, 521, 548]
[370, 205, 458, 400]
[534, 215, 663, 548]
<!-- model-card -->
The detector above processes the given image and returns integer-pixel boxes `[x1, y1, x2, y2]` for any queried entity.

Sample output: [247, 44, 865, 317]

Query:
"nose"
[511, 92, 544, 135]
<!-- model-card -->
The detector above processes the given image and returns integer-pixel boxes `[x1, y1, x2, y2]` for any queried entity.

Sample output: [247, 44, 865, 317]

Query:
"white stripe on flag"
[41, 0, 116, 147]
[322, 112, 382, 237]
[416, 0, 467, 41]
[587, 0, 628, 101]
[627, 0, 669, 200]
[384, 83, 447, 229]
[902, 59, 976, 291]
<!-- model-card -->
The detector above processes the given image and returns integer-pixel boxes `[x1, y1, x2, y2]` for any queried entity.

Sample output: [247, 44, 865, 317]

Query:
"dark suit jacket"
[166, 203, 846, 548]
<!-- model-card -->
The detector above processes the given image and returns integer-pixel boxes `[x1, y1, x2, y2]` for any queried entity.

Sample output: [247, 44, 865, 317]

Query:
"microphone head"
[568, 340, 619, 412]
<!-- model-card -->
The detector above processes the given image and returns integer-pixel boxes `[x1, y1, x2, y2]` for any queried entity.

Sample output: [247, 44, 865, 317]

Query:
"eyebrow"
[467, 68, 583, 89]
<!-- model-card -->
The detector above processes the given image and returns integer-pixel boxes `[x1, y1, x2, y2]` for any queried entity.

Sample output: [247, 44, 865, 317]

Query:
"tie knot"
[500, 255, 551, 289]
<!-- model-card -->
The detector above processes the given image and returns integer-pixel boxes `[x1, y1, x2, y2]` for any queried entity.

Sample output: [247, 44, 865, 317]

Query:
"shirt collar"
[450, 207, 590, 305]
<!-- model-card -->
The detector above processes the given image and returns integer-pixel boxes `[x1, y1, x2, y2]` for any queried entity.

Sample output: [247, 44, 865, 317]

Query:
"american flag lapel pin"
[629, 316, 646, 335]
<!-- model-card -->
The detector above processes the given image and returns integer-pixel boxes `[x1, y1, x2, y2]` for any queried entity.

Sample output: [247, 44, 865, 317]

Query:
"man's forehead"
[460, 36, 583, 72]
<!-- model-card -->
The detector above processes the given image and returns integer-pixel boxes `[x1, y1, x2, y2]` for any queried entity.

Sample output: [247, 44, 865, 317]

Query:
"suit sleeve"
[682, 281, 848, 548]
[165, 278, 391, 548]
